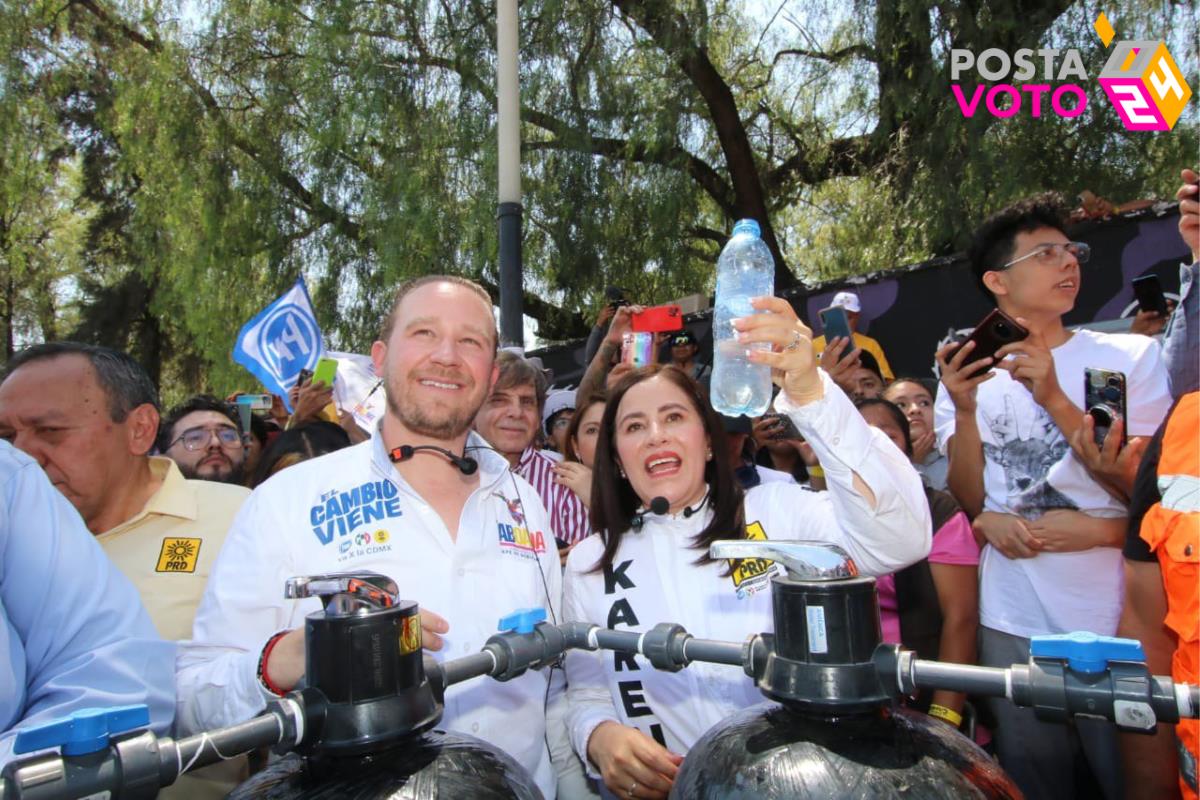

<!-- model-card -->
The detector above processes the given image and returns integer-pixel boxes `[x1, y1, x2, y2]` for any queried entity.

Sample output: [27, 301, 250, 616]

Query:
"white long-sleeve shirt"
[176, 430, 563, 798]
[563, 371, 930, 767]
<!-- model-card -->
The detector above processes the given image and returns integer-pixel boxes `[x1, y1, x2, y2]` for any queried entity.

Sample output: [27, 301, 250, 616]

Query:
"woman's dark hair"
[589, 365, 744, 573]
[854, 397, 912, 457]
[885, 377, 936, 401]
[563, 390, 607, 464]
[250, 421, 351, 488]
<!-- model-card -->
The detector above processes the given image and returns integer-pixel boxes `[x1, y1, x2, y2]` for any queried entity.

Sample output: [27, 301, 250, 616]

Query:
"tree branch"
[772, 44, 876, 64]
[73, 0, 585, 335]
[611, 0, 798, 288]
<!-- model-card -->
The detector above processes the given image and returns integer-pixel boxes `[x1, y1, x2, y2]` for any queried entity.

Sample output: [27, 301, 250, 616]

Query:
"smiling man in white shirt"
[176, 276, 566, 797]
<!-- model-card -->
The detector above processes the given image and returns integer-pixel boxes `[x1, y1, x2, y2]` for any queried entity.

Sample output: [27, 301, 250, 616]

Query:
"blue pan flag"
[232, 277, 324, 412]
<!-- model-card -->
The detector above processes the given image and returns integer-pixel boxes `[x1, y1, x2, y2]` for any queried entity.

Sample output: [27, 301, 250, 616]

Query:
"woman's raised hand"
[734, 296, 823, 406]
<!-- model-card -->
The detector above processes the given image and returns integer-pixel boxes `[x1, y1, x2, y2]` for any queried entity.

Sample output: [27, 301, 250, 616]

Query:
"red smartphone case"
[631, 305, 684, 333]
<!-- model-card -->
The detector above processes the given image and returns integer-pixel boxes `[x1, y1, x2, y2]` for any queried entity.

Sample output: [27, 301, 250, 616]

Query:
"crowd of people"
[0, 170, 1196, 800]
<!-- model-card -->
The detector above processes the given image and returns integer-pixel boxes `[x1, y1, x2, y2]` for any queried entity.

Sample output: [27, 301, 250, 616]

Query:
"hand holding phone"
[312, 356, 339, 387]
[1084, 367, 1127, 448]
[631, 304, 684, 333]
[1131, 274, 1169, 316]
[621, 332, 656, 367]
[950, 309, 1029, 364]
[818, 307, 857, 356]
[762, 413, 801, 441]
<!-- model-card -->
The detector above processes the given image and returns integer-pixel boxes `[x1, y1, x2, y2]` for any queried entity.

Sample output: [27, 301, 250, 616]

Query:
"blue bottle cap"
[732, 219, 761, 238]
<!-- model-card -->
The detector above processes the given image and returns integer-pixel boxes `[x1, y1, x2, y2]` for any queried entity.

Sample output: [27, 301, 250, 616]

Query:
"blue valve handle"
[1030, 632, 1146, 675]
[498, 607, 547, 634]
[13, 705, 150, 756]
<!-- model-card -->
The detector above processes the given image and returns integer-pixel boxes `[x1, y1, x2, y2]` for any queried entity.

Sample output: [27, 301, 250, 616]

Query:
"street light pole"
[496, 0, 523, 349]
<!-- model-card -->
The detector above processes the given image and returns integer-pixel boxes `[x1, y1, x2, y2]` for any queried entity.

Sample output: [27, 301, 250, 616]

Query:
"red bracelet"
[257, 631, 291, 697]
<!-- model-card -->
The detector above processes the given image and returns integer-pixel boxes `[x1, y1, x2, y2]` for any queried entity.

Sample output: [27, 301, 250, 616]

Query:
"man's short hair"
[156, 394, 241, 452]
[493, 351, 548, 412]
[379, 275, 497, 350]
[857, 350, 884, 384]
[968, 193, 1068, 301]
[4, 342, 159, 421]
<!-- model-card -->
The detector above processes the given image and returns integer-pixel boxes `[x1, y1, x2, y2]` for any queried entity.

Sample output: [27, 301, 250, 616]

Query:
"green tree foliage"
[1, 0, 1194, 393]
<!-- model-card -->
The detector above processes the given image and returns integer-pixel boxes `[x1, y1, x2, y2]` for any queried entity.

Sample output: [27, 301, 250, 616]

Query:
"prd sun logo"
[1094, 12, 1192, 131]
[156, 537, 202, 573]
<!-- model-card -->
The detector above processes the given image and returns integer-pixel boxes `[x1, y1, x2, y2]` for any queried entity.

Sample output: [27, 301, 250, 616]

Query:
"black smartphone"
[1132, 274, 1169, 316]
[297, 368, 314, 386]
[763, 413, 802, 441]
[818, 307, 857, 356]
[1084, 367, 1127, 448]
[950, 309, 1030, 364]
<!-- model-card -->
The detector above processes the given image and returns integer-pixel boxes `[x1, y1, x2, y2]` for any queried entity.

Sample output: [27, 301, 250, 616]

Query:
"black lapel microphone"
[389, 444, 478, 476]
[631, 493, 708, 531]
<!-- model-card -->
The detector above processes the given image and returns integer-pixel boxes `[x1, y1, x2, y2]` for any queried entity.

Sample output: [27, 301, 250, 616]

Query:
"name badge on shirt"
[155, 537, 202, 573]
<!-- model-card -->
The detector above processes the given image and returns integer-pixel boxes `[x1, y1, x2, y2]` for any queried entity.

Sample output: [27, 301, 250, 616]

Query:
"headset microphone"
[631, 494, 708, 531]
[389, 444, 479, 476]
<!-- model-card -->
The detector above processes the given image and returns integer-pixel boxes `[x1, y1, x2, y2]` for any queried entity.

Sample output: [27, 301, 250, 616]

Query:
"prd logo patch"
[729, 522, 778, 598]
[156, 537, 201, 573]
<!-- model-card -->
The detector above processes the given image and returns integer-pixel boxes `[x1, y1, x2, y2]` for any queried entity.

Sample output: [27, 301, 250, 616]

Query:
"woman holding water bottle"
[561, 284, 931, 799]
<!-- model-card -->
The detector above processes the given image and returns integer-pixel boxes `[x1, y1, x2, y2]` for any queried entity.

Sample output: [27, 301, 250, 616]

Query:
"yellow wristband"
[928, 704, 963, 727]
[807, 466, 825, 478]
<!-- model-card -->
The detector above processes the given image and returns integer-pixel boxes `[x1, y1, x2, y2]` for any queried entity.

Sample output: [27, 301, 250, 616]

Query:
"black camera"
[605, 286, 630, 309]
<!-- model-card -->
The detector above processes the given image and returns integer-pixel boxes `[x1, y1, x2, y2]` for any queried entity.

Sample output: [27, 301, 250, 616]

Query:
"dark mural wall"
[532, 207, 1190, 387]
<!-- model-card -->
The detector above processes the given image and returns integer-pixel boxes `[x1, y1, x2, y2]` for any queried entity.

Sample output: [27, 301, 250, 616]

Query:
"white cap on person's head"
[830, 291, 861, 313]
[542, 389, 576, 433]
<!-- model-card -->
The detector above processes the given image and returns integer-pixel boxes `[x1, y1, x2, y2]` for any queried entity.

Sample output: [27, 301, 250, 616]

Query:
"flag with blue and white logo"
[233, 277, 324, 411]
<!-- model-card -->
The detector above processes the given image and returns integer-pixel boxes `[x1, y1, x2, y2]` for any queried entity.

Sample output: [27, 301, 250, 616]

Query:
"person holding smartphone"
[810, 291, 895, 380]
[933, 194, 1172, 800]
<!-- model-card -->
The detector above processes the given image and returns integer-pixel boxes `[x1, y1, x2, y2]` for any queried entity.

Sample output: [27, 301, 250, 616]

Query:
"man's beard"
[179, 457, 244, 485]
[385, 369, 483, 440]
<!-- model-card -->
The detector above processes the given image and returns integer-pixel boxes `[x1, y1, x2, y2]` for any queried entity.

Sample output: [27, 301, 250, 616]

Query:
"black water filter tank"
[228, 731, 541, 800]
[672, 542, 1021, 799]
[227, 573, 544, 800]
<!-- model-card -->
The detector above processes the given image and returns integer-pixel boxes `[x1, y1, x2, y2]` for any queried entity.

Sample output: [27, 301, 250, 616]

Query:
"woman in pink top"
[857, 398, 980, 732]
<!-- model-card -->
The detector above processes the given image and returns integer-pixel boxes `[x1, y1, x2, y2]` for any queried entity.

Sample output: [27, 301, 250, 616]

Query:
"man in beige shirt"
[0, 342, 248, 796]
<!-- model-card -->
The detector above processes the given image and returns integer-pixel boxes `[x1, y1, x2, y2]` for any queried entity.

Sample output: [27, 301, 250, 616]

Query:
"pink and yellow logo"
[1095, 13, 1191, 131]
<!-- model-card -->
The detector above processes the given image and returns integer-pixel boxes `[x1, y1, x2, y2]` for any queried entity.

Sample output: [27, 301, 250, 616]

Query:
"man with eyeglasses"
[0, 344, 249, 799]
[932, 195, 1172, 800]
[158, 395, 248, 484]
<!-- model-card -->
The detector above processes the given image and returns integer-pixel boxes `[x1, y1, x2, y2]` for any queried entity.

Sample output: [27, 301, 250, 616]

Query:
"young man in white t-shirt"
[933, 194, 1172, 800]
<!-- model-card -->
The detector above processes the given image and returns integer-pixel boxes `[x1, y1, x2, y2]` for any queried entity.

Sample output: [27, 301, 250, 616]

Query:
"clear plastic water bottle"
[711, 218, 775, 417]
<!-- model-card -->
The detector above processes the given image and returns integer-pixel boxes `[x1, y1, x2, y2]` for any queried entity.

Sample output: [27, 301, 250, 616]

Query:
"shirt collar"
[103, 457, 197, 536]
[517, 445, 539, 471]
